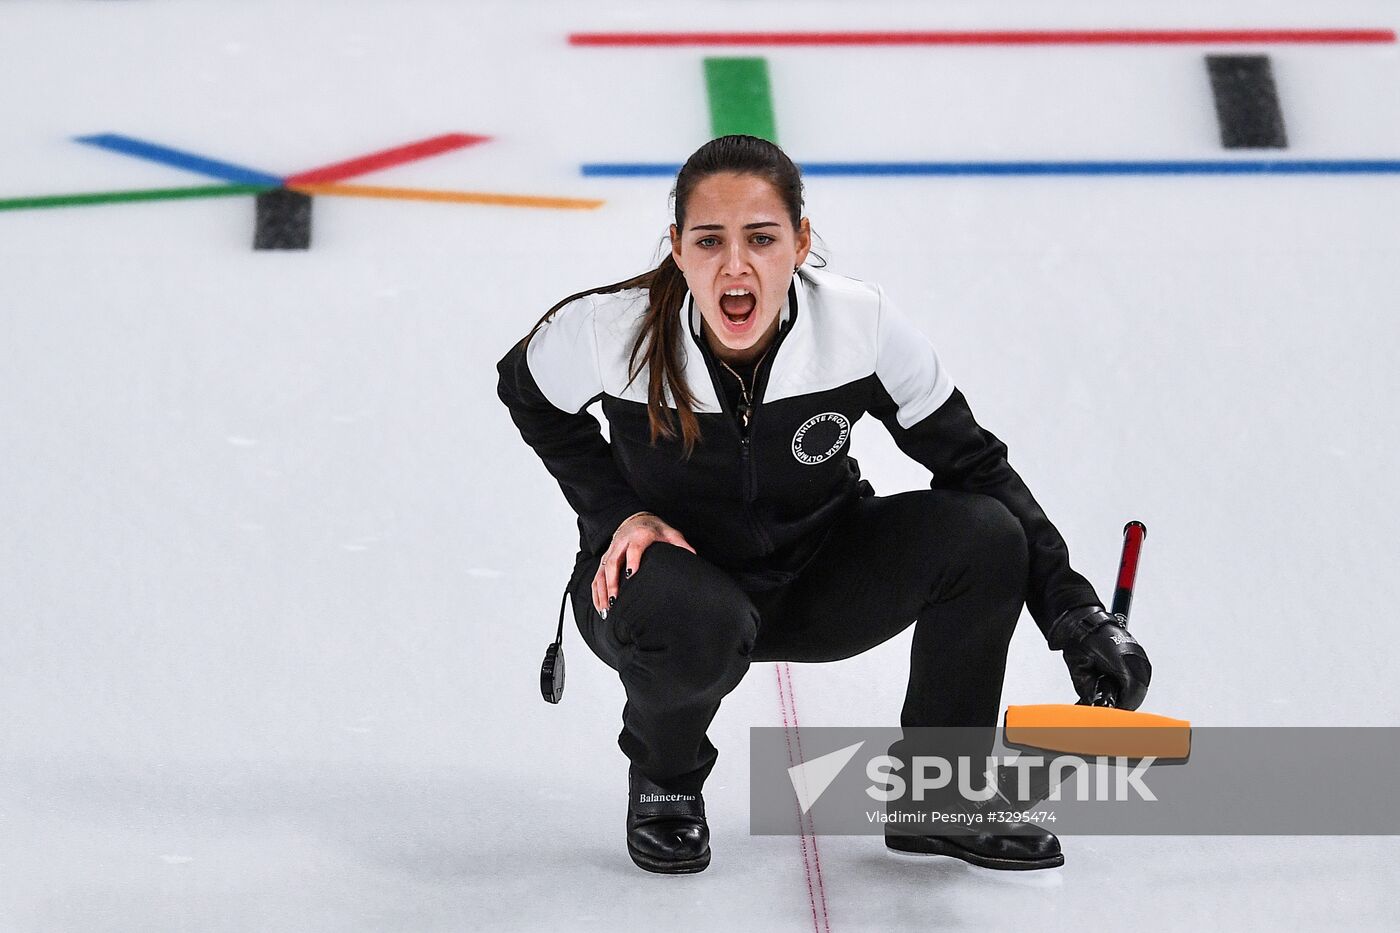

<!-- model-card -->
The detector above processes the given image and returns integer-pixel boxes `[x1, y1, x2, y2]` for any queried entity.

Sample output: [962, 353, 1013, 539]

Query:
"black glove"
[1045, 604, 1152, 711]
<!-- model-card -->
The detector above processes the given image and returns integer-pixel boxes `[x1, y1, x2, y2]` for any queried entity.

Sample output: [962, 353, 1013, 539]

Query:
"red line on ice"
[569, 29, 1395, 46]
[777, 662, 831, 933]
[286, 133, 491, 185]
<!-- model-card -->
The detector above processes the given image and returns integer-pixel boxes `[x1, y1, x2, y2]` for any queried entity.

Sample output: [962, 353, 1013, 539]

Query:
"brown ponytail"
[515, 134, 825, 460]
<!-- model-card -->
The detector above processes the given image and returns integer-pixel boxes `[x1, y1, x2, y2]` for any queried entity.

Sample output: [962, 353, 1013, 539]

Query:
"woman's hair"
[516, 134, 826, 459]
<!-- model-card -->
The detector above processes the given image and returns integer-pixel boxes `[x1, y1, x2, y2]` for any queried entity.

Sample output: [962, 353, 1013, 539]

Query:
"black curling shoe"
[886, 823, 1063, 870]
[626, 765, 711, 874]
[885, 793, 1063, 871]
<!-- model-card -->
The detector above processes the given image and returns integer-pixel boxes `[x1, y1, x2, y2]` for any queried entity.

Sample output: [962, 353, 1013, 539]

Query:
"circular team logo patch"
[791, 412, 851, 465]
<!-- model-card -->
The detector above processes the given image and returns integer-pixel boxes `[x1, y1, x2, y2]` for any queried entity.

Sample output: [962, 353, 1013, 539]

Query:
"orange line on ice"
[288, 183, 604, 210]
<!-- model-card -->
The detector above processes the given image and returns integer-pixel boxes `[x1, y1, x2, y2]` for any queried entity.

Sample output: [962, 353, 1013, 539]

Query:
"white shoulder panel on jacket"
[873, 283, 956, 429]
[527, 287, 670, 412]
[764, 267, 881, 403]
[524, 294, 605, 414]
[591, 288, 666, 406]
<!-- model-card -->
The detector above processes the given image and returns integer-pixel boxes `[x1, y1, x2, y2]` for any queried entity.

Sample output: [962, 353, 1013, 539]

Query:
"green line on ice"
[704, 57, 778, 141]
[0, 184, 275, 211]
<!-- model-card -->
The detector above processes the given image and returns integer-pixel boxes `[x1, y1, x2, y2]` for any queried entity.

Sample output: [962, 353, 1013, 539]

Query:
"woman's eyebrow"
[688, 221, 782, 231]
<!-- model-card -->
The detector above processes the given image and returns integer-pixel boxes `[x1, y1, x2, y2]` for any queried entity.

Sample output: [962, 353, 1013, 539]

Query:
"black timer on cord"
[540, 589, 567, 703]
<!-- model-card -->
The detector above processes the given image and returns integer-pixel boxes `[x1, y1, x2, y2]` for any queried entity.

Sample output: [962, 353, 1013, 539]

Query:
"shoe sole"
[627, 842, 712, 874]
[885, 834, 1064, 871]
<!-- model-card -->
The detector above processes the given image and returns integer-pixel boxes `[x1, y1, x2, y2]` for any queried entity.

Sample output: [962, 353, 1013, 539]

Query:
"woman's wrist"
[612, 511, 656, 539]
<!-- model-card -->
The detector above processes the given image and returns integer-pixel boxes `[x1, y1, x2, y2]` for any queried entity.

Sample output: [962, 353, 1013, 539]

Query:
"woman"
[496, 135, 1150, 875]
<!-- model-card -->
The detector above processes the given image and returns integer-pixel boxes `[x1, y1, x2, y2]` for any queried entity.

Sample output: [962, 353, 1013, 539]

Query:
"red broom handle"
[1090, 520, 1147, 707]
[1111, 520, 1147, 622]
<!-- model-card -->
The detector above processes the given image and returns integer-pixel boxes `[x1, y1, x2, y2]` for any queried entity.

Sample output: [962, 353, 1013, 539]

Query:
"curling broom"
[1003, 520, 1191, 762]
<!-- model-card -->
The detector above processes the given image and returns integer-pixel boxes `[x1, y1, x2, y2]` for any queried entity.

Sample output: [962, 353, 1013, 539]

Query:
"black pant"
[569, 488, 1030, 795]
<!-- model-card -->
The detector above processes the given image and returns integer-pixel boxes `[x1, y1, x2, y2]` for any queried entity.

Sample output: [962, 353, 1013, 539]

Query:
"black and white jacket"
[496, 266, 1101, 638]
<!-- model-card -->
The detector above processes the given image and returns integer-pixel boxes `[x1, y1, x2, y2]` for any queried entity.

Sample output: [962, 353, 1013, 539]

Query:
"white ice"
[1, 0, 1397, 930]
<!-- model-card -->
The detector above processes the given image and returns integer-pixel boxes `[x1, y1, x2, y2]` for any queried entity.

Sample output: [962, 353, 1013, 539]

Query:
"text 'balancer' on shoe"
[626, 765, 711, 874]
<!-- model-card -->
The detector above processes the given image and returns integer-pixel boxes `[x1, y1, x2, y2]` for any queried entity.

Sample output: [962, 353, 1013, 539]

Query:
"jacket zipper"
[690, 289, 798, 553]
[719, 349, 766, 502]
[692, 311, 769, 549]
[743, 351, 775, 551]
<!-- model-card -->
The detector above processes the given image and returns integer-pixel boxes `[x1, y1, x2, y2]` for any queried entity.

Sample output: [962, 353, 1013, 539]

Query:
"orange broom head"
[1003, 704, 1192, 761]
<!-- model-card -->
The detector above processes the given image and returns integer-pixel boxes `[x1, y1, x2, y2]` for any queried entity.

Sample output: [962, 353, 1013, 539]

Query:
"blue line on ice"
[583, 159, 1400, 176]
[75, 134, 284, 186]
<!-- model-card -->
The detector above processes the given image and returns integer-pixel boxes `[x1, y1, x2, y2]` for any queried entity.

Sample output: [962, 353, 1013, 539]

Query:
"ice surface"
[2, 0, 1397, 930]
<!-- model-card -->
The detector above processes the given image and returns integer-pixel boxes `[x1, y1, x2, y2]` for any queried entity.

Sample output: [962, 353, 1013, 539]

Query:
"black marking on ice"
[254, 189, 312, 250]
[1206, 55, 1288, 149]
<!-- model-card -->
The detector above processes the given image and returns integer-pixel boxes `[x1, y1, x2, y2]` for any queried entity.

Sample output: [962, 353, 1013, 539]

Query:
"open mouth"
[719, 291, 757, 328]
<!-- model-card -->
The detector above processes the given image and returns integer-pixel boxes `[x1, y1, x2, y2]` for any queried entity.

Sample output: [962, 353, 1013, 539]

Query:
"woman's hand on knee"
[592, 512, 696, 616]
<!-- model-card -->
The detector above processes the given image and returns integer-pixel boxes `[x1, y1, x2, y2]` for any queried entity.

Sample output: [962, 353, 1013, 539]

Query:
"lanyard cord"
[554, 585, 568, 644]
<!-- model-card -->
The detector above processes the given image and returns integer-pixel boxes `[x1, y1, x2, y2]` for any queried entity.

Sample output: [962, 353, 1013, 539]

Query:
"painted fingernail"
[600, 608, 608, 619]
[608, 595, 616, 608]
[624, 568, 632, 579]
